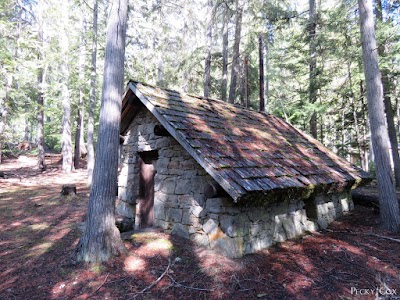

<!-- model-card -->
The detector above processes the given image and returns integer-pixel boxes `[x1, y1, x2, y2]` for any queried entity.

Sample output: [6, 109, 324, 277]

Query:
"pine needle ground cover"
[1, 156, 400, 300]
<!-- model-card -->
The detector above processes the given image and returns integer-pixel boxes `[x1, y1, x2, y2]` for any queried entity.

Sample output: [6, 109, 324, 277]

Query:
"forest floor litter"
[1, 156, 400, 300]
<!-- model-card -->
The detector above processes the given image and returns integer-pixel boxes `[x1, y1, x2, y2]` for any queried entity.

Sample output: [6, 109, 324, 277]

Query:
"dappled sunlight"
[129, 232, 173, 259]
[145, 238, 173, 251]
[26, 241, 54, 258]
[124, 255, 147, 272]
[29, 222, 50, 231]
[1, 156, 400, 299]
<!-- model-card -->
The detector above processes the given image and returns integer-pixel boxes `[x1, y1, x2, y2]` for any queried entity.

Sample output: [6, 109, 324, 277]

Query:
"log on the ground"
[61, 185, 77, 196]
[0, 171, 5, 178]
[351, 190, 379, 208]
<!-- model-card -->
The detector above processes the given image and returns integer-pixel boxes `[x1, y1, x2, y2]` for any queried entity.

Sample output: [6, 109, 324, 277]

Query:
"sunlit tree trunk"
[244, 56, 249, 108]
[61, 1, 73, 173]
[375, 0, 400, 187]
[87, 0, 98, 186]
[157, 53, 163, 85]
[203, 0, 213, 98]
[37, 15, 46, 171]
[221, 5, 229, 102]
[358, 0, 400, 232]
[264, 30, 269, 107]
[228, 0, 243, 104]
[75, 0, 128, 262]
[74, 18, 88, 169]
[348, 62, 362, 166]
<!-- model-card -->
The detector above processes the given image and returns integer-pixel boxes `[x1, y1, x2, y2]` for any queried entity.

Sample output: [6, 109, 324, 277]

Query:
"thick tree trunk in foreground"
[376, 0, 400, 187]
[75, 0, 128, 262]
[87, 0, 98, 186]
[228, 0, 243, 104]
[358, 0, 400, 232]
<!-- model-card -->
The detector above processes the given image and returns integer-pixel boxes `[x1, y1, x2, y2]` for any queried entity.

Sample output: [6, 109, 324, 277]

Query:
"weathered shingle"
[121, 81, 370, 202]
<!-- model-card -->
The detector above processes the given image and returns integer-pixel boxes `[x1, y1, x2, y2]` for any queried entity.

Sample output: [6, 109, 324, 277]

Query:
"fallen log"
[351, 190, 379, 208]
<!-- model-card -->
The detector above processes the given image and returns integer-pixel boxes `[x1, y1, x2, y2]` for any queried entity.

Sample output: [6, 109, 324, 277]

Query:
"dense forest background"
[1, 0, 400, 173]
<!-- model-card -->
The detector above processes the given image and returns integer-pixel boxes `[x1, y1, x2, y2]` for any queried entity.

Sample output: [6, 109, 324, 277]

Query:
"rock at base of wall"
[115, 215, 135, 232]
[171, 223, 190, 239]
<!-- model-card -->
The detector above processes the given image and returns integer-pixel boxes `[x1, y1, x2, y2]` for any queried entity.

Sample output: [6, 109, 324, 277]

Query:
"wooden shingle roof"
[121, 81, 370, 202]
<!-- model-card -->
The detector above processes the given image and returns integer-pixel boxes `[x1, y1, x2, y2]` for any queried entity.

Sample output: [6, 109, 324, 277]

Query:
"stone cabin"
[117, 81, 370, 258]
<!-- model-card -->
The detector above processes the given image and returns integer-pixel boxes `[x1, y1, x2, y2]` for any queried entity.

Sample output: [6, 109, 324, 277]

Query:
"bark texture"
[259, 34, 265, 112]
[75, 0, 128, 262]
[0, 79, 9, 165]
[376, 0, 400, 187]
[87, 0, 98, 186]
[309, 0, 317, 138]
[221, 6, 229, 102]
[358, 0, 400, 232]
[74, 19, 88, 169]
[244, 56, 249, 108]
[61, 2, 73, 173]
[37, 5, 46, 170]
[203, 0, 213, 98]
[228, 0, 243, 104]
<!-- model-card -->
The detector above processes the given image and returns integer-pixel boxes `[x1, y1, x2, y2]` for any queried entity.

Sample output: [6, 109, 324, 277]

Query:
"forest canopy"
[1, 0, 400, 173]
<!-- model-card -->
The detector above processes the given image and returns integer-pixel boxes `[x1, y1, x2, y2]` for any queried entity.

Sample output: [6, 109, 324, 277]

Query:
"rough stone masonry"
[117, 108, 354, 258]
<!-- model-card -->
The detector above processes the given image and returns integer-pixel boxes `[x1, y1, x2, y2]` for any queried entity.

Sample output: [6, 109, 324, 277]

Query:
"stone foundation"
[118, 107, 354, 258]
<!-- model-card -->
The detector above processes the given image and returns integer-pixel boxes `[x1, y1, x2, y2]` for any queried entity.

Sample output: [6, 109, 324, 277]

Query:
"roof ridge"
[129, 79, 271, 116]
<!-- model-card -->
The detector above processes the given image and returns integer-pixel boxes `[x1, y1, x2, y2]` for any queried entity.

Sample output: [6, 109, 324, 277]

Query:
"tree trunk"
[74, 19, 88, 169]
[0, 77, 10, 164]
[264, 31, 269, 107]
[309, 0, 317, 138]
[358, 0, 400, 232]
[221, 5, 229, 102]
[244, 56, 249, 108]
[228, 0, 243, 104]
[360, 79, 369, 171]
[75, 0, 128, 262]
[348, 62, 363, 166]
[37, 71, 46, 171]
[239, 59, 244, 106]
[203, 0, 213, 98]
[37, 53, 46, 171]
[24, 103, 30, 142]
[259, 34, 265, 112]
[87, 0, 98, 186]
[157, 52, 163, 85]
[376, 0, 400, 187]
[61, 2, 73, 173]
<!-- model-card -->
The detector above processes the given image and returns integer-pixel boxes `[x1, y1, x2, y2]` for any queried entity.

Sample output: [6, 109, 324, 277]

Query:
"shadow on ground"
[1, 157, 400, 300]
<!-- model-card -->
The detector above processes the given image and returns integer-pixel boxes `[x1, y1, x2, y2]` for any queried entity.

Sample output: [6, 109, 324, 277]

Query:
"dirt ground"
[1, 156, 400, 300]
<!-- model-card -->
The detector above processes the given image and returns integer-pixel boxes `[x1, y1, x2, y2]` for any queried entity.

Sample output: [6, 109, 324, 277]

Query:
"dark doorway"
[138, 150, 158, 229]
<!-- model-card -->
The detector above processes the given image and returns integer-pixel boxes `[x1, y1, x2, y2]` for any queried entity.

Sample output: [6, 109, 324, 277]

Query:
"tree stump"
[61, 185, 77, 196]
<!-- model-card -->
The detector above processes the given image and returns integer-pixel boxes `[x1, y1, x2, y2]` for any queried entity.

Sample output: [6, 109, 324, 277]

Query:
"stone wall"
[117, 107, 213, 230]
[118, 107, 354, 258]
